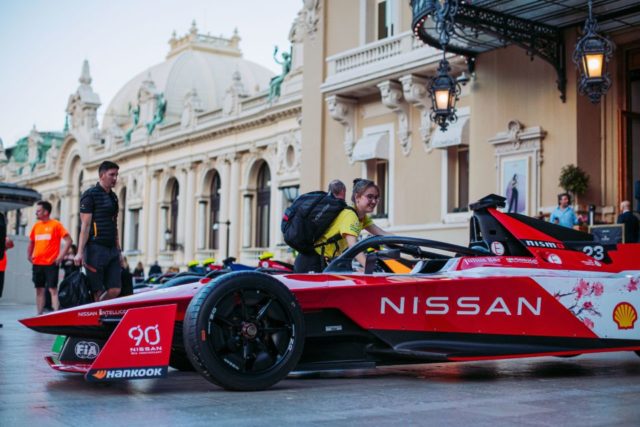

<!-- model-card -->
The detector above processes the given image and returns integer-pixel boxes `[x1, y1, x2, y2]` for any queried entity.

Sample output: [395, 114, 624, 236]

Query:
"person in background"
[132, 261, 144, 279]
[120, 256, 133, 297]
[549, 193, 579, 228]
[0, 212, 14, 328]
[148, 261, 162, 277]
[294, 179, 390, 273]
[61, 244, 79, 278]
[616, 200, 639, 243]
[28, 201, 72, 314]
[327, 179, 346, 200]
[74, 161, 123, 302]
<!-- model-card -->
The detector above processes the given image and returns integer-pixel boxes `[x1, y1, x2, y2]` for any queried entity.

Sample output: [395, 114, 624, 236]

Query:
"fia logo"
[74, 341, 100, 359]
[128, 324, 161, 346]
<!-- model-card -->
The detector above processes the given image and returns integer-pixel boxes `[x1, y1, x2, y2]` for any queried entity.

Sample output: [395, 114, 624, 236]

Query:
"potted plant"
[559, 164, 590, 225]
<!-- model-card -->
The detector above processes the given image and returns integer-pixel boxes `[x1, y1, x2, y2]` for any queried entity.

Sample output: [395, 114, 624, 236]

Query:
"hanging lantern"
[572, 0, 614, 103]
[428, 55, 461, 131]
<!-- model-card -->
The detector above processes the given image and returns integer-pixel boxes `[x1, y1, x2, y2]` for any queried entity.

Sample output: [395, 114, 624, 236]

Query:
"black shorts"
[85, 244, 121, 294]
[33, 264, 59, 289]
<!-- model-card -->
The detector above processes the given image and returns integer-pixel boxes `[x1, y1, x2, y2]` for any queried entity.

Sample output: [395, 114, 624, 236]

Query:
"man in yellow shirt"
[28, 201, 71, 314]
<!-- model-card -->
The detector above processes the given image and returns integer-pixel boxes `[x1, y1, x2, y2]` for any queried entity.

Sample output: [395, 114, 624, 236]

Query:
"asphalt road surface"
[2, 303, 639, 426]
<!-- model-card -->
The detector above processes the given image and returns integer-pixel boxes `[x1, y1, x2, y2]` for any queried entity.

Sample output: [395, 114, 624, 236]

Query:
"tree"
[559, 164, 590, 202]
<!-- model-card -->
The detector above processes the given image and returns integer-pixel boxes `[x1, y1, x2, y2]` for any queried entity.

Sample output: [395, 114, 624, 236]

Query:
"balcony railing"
[322, 31, 441, 93]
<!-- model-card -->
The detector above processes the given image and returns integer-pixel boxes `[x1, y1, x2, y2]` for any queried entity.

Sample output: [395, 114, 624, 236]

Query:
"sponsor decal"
[490, 241, 505, 256]
[522, 240, 565, 249]
[74, 341, 100, 359]
[128, 324, 163, 355]
[505, 257, 539, 265]
[464, 257, 501, 264]
[77, 311, 98, 317]
[325, 325, 343, 332]
[90, 367, 166, 380]
[99, 309, 128, 316]
[613, 302, 637, 330]
[547, 254, 562, 264]
[380, 296, 541, 316]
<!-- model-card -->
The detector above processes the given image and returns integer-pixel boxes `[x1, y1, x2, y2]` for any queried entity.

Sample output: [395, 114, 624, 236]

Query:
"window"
[375, 0, 395, 40]
[209, 172, 221, 250]
[131, 209, 140, 250]
[170, 180, 179, 250]
[446, 145, 469, 213]
[255, 163, 271, 248]
[366, 159, 388, 217]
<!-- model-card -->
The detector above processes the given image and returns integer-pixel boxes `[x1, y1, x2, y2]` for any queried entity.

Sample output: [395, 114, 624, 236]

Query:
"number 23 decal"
[582, 245, 605, 260]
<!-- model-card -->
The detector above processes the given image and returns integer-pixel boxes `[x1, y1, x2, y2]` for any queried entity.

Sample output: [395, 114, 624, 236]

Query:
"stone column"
[242, 194, 253, 248]
[269, 174, 281, 248]
[177, 169, 187, 249]
[196, 199, 207, 250]
[147, 173, 159, 264]
[184, 165, 196, 262]
[228, 156, 240, 257]
[219, 158, 232, 256]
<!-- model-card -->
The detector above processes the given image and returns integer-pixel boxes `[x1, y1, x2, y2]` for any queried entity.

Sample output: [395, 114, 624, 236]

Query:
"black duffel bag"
[58, 270, 93, 309]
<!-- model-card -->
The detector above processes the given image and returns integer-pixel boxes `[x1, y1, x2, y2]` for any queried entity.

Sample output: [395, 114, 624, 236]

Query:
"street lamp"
[573, 0, 614, 103]
[412, 0, 461, 131]
[213, 220, 231, 259]
[281, 186, 299, 204]
[429, 54, 461, 131]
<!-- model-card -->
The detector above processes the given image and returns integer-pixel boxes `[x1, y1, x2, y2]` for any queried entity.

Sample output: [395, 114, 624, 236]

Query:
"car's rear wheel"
[183, 271, 305, 391]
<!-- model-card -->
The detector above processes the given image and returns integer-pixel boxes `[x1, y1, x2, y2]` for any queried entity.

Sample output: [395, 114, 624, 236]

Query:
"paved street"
[1, 303, 640, 427]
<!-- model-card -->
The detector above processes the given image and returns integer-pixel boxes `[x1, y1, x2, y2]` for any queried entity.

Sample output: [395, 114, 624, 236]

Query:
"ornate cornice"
[326, 94, 357, 163]
[378, 80, 411, 156]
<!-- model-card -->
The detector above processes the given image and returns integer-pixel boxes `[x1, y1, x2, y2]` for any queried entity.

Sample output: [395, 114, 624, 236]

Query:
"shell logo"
[613, 302, 637, 330]
[92, 370, 107, 380]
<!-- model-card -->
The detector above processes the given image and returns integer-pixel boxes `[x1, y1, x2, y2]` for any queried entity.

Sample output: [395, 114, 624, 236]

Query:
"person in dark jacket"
[617, 200, 639, 243]
[120, 256, 133, 297]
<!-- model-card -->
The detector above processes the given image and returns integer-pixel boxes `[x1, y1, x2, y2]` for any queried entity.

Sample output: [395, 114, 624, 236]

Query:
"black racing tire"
[183, 271, 305, 391]
[169, 349, 196, 371]
[635, 351, 640, 358]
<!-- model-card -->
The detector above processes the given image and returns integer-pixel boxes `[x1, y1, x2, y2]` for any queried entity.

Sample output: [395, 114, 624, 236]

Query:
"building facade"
[1, 21, 305, 269]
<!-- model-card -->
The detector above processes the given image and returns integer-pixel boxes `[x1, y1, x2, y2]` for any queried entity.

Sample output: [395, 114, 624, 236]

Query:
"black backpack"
[281, 191, 350, 255]
[58, 270, 93, 309]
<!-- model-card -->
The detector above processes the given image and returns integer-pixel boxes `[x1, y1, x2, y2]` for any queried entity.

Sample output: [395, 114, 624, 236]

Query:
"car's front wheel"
[183, 271, 305, 391]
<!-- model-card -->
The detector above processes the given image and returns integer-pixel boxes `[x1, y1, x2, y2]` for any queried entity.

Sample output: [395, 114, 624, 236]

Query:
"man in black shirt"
[75, 161, 123, 301]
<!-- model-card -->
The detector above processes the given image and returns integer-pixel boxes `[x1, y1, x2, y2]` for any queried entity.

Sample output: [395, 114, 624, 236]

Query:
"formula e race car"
[20, 195, 640, 391]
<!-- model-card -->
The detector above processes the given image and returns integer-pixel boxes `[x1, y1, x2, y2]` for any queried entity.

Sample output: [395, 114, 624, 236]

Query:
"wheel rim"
[206, 288, 296, 374]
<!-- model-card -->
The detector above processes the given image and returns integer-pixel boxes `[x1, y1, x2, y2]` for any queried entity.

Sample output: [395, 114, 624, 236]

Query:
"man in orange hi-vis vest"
[27, 201, 71, 314]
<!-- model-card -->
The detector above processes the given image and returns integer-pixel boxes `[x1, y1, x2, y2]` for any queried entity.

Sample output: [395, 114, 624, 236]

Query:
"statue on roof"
[268, 46, 292, 103]
[146, 93, 167, 135]
[124, 103, 140, 144]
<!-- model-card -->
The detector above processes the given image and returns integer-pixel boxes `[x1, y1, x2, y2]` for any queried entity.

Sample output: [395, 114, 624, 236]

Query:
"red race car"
[21, 195, 640, 391]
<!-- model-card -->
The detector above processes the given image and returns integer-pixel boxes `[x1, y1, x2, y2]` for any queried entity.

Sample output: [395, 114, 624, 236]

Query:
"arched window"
[255, 163, 271, 248]
[170, 180, 179, 250]
[209, 172, 221, 250]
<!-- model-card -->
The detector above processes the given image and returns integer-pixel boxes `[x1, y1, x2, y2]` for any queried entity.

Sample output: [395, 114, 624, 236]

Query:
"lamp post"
[412, 0, 461, 131]
[213, 220, 231, 259]
[429, 53, 461, 131]
[573, 0, 614, 103]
